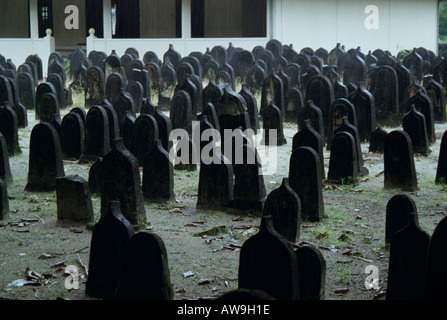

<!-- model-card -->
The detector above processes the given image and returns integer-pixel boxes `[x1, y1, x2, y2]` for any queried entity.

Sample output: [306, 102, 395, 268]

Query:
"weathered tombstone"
[86, 200, 134, 299]
[26, 54, 43, 80]
[297, 100, 325, 141]
[334, 117, 368, 176]
[197, 154, 234, 210]
[47, 73, 65, 109]
[424, 77, 446, 122]
[85, 66, 105, 109]
[260, 72, 285, 120]
[327, 98, 357, 149]
[403, 49, 423, 83]
[113, 90, 136, 130]
[384, 130, 418, 191]
[0, 133, 12, 184]
[305, 75, 335, 134]
[140, 98, 155, 115]
[6, 77, 27, 129]
[343, 53, 366, 86]
[327, 131, 358, 185]
[262, 178, 301, 243]
[216, 85, 251, 136]
[296, 244, 326, 300]
[133, 114, 159, 166]
[153, 107, 173, 154]
[56, 175, 93, 222]
[348, 82, 376, 142]
[0, 105, 21, 156]
[394, 62, 411, 112]
[80, 105, 110, 164]
[120, 112, 136, 154]
[142, 140, 175, 202]
[163, 44, 182, 71]
[333, 77, 349, 100]
[239, 85, 260, 133]
[25, 123, 64, 191]
[285, 63, 301, 90]
[117, 231, 173, 300]
[285, 88, 303, 123]
[48, 60, 66, 86]
[0, 179, 9, 220]
[238, 215, 299, 300]
[35, 82, 57, 120]
[131, 68, 151, 100]
[292, 119, 325, 178]
[71, 64, 87, 88]
[100, 138, 146, 226]
[61, 112, 84, 160]
[289, 146, 324, 222]
[245, 61, 266, 93]
[161, 58, 177, 91]
[260, 102, 287, 146]
[385, 194, 418, 248]
[105, 72, 126, 108]
[408, 91, 435, 144]
[386, 213, 429, 300]
[145, 61, 162, 93]
[17, 72, 35, 110]
[369, 125, 388, 153]
[170, 90, 192, 134]
[104, 50, 124, 80]
[198, 102, 220, 133]
[39, 93, 60, 123]
[126, 81, 143, 114]
[402, 105, 430, 155]
[424, 215, 447, 299]
[369, 65, 399, 125]
[202, 79, 223, 111]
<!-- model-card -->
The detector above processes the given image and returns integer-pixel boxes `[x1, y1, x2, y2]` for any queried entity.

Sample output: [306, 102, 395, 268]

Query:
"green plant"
[336, 265, 352, 285]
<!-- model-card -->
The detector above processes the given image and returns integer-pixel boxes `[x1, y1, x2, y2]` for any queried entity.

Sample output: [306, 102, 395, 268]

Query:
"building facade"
[0, 0, 440, 76]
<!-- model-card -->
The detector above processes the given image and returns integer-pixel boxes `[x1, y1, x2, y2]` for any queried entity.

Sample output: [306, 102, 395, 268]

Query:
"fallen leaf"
[198, 279, 211, 285]
[69, 227, 82, 234]
[183, 271, 195, 278]
[375, 170, 384, 177]
[334, 288, 350, 294]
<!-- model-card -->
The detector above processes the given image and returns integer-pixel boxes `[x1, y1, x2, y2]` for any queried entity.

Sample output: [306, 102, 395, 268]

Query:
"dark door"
[38, 0, 53, 38]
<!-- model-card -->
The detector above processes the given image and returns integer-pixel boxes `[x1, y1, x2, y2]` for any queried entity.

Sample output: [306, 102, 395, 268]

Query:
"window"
[191, 0, 267, 38]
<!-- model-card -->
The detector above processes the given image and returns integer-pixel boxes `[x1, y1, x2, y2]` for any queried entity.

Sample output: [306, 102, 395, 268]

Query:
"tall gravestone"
[85, 66, 105, 109]
[61, 112, 84, 160]
[402, 105, 430, 155]
[133, 114, 159, 166]
[326, 98, 357, 150]
[327, 131, 358, 185]
[347, 82, 376, 142]
[385, 194, 418, 248]
[80, 106, 110, 164]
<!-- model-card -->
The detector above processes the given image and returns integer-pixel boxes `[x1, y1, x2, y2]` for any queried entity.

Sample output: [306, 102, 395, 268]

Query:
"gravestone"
[113, 91, 136, 129]
[289, 146, 324, 222]
[245, 61, 266, 93]
[133, 114, 159, 166]
[153, 107, 173, 154]
[260, 102, 287, 146]
[99, 99, 120, 148]
[369, 65, 399, 125]
[48, 60, 66, 86]
[285, 88, 304, 123]
[120, 112, 136, 154]
[262, 178, 301, 243]
[327, 98, 358, 149]
[403, 49, 423, 83]
[402, 105, 430, 155]
[88, 157, 103, 196]
[85, 66, 105, 109]
[173, 133, 198, 172]
[61, 112, 84, 160]
[140, 98, 155, 115]
[70, 106, 86, 125]
[0, 179, 8, 220]
[142, 140, 175, 202]
[424, 215, 447, 299]
[343, 53, 366, 86]
[348, 82, 376, 142]
[131, 68, 151, 100]
[292, 119, 325, 178]
[327, 131, 358, 185]
[0, 133, 12, 184]
[25, 123, 64, 192]
[85, 201, 135, 299]
[105, 72, 126, 108]
[305, 75, 335, 134]
[161, 59, 177, 91]
[56, 175, 93, 222]
[297, 100, 325, 141]
[0, 105, 21, 156]
[239, 85, 260, 133]
[6, 77, 27, 129]
[385, 194, 418, 248]
[71, 64, 87, 88]
[35, 82, 57, 120]
[260, 72, 285, 120]
[39, 93, 60, 124]
[296, 244, 326, 300]
[386, 213, 429, 300]
[285, 63, 301, 90]
[369, 126, 388, 153]
[197, 154, 234, 210]
[117, 231, 173, 300]
[80, 105, 110, 164]
[143, 51, 160, 65]
[216, 85, 251, 136]
[175, 76, 200, 118]
[100, 138, 146, 226]
[26, 54, 43, 80]
[17, 72, 35, 110]
[333, 77, 349, 100]
[163, 44, 182, 71]
[394, 62, 411, 112]
[170, 90, 192, 134]
[126, 81, 144, 114]
[145, 61, 162, 93]
[202, 80, 223, 111]
[47, 73, 65, 109]
[198, 102, 220, 133]
[384, 130, 418, 191]
[104, 50, 124, 80]
[424, 78, 446, 122]
[238, 215, 299, 300]
[408, 91, 435, 144]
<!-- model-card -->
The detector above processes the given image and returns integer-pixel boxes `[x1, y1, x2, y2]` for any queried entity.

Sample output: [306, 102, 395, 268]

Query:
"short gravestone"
[56, 175, 93, 222]
[289, 147, 324, 222]
[296, 244, 326, 300]
[17, 72, 35, 110]
[327, 131, 358, 185]
[61, 112, 84, 160]
[402, 105, 430, 155]
[298, 100, 325, 142]
[305, 75, 335, 133]
[385, 194, 418, 248]
[85, 66, 105, 109]
[408, 91, 435, 144]
[80, 106, 110, 164]
[126, 81, 144, 113]
[86, 201, 135, 299]
[142, 140, 175, 202]
[326, 98, 357, 150]
[260, 72, 285, 120]
[116, 231, 173, 300]
[25, 123, 65, 192]
[262, 178, 301, 243]
[170, 90, 192, 134]
[386, 213, 429, 300]
[47, 73, 65, 109]
[384, 130, 418, 191]
[369, 65, 399, 125]
[285, 88, 304, 123]
[260, 102, 287, 146]
[100, 138, 146, 226]
[35, 82, 57, 120]
[0, 179, 9, 220]
[39, 93, 60, 124]
[238, 215, 299, 300]
[198, 102, 220, 133]
[369, 126, 388, 153]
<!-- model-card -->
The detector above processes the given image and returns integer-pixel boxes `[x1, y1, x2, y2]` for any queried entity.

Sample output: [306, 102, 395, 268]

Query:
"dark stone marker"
[298, 100, 325, 141]
[85, 66, 105, 109]
[117, 231, 173, 300]
[424, 215, 447, 299]
[170, 90, 192, 134]
[80, 106, 110, 164]
[239, 85, 260, 133]
[61, 112, 84, 160]
[198, 102, 220, 133]
[126, 81, 143, 114]
[262, 178, 301, 243]
[327, 131, 358, 185]
[385, 194, 418, 248]
[260, 72, 285, 120]
[238, 215, 299, 300]
[285, 88, 304, 124]
[296, 244, 326, 300]
[402, 105, 430, 155]
[0, 133, 12, 184]
[39, 93, 60, 124]
[88, 157, 103, 196]
[47, 73, 65, 109]
[173, 134, 198, 172]
[120, 112, 136, 154]
[305, 75, 335, 133]
[369, 65, 399, 125]
[333, 77, 349, 100]
[105, 72, 126, 109]
[408, 91, 435, 144]
[386, 213, 429, 300]
[35, 82, 57, 120]
[347, 82, 376, 142]
[327, 98, 357, 149]
[260, 102, 287, 146]
[133, 114, 159, 166]
[86, 201, 135, 299]
[25, 123, 64, 192]
[70, 106, 86, 125]
[0, 105, 21, 156]
[424, 78, 446, 122]
[17, 72, 35, 110]
[100, 138, 146, 226]
[153, 107, 173, 154]
[56, 175, 93, 222]
[436, 129, 447, 184]
[369, 126, 388, 153]
[142, 140, 175, 202]
[289, 146, 324, 222]
[197, 154, 234, 210]
[384, 130, 418, 191]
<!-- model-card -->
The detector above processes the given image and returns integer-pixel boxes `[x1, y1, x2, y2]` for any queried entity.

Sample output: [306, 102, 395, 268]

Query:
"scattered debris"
[198, 279, 211, 285]
[194, 226, 228, 237]
[183, 271, 195, 278]
[334, 288, 350, 294]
